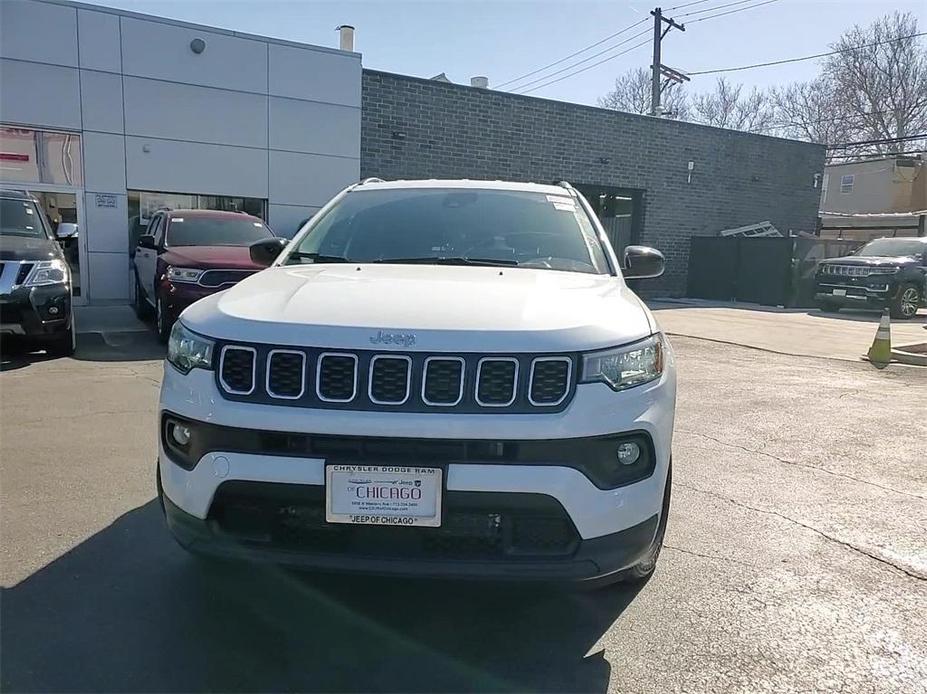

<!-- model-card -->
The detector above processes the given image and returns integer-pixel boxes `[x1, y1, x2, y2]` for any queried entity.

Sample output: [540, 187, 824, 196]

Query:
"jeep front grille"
[476, 358, 518, 407]
[529, 358, 572, 406]
[369, 355, 411, 404]
[316, 353, 357, 402]
[217, 344, 576, 413]
[219, 346, 256, 395]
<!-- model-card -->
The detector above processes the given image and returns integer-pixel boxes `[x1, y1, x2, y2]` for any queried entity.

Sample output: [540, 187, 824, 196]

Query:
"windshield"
[0, 198, 50, 239]
[856, 238, 926, 258]
[283, 188, 610, 274]
[166, 217, 273, 247]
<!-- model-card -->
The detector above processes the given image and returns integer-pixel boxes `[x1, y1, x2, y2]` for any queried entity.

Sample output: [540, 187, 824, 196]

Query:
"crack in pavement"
[676, 481, 927, 582]
[677, 428, 927, 502]
[663, 544, 760, 569]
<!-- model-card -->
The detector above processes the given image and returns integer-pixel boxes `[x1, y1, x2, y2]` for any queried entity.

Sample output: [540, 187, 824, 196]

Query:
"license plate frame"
[325, 464, 443, 527]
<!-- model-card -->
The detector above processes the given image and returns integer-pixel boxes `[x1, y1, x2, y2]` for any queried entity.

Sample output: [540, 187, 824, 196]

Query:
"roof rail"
[360, 177, 385, 185]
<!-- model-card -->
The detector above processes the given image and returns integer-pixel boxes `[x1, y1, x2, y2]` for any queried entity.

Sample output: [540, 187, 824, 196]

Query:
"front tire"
[155, 294, 171, 342]
[890, 283, 921, 320]
[616, 461, 672, 584]
[46, 314, 76, 357]
[818, 301, 841, 313]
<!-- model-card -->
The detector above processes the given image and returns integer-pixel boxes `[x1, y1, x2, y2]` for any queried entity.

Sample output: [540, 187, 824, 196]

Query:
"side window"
[840, 174, 854, 194]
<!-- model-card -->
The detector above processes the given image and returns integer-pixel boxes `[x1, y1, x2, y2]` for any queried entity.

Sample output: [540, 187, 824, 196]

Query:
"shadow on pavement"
[1, 501, 642, 693]
[0, 331, 164, 371]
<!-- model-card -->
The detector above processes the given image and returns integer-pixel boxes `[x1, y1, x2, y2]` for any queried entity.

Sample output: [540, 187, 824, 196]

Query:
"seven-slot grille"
[423, 357, 464, 406]
[220, 346, 256, 394]
[216, 346, 575, 413]
[529, 358, 572, 406]
[823, 264, 878, 277]
[369, 356, 412, 404]
[476, 358, 519, 407]
[317, 353, 358, 402]
[266, 350, 305, 399]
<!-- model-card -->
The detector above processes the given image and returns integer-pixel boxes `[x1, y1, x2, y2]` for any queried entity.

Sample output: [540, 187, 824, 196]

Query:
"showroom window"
[127, 191, 267, 256]
[0, 126, 82, 186]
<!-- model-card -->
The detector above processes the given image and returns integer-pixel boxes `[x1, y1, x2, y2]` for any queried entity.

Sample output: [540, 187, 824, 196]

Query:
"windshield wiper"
[287, 252, 351, 264]
[373, 256, 518, 267]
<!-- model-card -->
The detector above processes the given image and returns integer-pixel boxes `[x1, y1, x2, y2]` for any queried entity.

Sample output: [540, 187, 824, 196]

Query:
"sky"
[84, 0, 926, 106]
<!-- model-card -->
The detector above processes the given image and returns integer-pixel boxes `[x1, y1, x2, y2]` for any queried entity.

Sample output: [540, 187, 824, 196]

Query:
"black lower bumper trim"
[162, 492, 658, 583]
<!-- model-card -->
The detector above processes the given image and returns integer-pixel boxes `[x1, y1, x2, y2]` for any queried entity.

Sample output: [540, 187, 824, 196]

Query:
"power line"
[686, 31, 927, 76]
[510, 29, 651, 93]
[688, 0, 782, 23]
[676, 0, 764, 20]
[494, 18, 648, 90]
[666, 0, 714, 10]
[517, 38, 653, 95]
[752, 109, 895, 134]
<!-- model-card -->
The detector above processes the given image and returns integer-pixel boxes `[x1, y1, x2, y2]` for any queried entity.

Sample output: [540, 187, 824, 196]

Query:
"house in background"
[820, 154, 927, 242]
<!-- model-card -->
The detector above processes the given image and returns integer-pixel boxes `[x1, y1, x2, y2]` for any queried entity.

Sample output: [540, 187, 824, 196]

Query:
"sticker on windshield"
[253, 222, 263, 227]
[172, 218, 184, 222]
[546, 195, 576, 211]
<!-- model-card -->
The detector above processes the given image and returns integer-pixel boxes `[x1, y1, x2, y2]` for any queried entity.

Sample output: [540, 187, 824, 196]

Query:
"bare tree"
[689, 78, 776, 132]
[770, 78, 866, 161]
[822, 11, 927, 153]
[598, 67, 689, 118]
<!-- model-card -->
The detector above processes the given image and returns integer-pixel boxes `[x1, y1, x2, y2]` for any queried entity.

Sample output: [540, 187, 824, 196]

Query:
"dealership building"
[1, 0, 824, 303]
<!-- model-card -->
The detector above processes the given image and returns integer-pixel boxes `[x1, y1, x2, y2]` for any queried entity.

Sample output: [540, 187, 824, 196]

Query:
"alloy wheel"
[901, 287, 919, 317]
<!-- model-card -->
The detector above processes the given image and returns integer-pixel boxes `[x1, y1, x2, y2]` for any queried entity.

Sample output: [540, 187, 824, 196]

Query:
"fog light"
[48, 306, 60, 315]
[171, 423, 192, 446]
[616, 441, 641, 466]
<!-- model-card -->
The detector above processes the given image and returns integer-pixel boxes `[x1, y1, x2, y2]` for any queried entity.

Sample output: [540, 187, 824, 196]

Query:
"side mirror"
[55, 222, 78, 240]
[250, 237, 288, 266]
[138, 234, 156, 250]
[623, 245, 665, 280]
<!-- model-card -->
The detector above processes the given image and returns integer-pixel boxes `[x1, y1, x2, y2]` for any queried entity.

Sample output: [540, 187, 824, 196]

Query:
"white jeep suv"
[157, 179, 676, 586]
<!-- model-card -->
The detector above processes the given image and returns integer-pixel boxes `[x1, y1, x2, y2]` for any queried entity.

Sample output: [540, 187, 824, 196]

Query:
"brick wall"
[361, 69, 826, 295]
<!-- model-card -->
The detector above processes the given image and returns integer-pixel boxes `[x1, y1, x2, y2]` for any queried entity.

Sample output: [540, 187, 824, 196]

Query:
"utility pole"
[650, 7, 686, 117]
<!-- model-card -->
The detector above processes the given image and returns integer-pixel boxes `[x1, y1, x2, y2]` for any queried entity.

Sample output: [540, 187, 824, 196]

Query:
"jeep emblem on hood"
[370, 330, 416, 347]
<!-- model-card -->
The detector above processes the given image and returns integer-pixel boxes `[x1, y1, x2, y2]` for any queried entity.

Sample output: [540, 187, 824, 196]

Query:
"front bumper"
[157, 354, 675, 580]
[0, 285, 71, 340]
[162, 489, 659, 583]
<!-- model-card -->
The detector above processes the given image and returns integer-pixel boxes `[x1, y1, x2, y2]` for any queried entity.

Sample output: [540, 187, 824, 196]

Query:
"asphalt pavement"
[1, 325, 925, 693]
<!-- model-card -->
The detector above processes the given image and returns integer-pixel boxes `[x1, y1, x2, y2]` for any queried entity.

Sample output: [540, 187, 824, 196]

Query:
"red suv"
[133, 209, 277, 340]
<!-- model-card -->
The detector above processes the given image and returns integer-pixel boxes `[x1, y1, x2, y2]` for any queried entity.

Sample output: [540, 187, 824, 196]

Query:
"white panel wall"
[87, 251, 129, 300]
[77, 8, 121, 73]
[0, 0, 78, 66]
[268, 204, 320, 239]
[0, 59, 81, 130]
[80, 70, 124, 134]
[84, 192, 129, 254]
[269, 44, 361, 107]
[1, 0, 362, 305]
[269, 151, 359, 207]
[125, 136, 268, 197]
[83, 132, 127, 192]
[120, 17, 268, 93]
[269, 98, 360, 158]
[123, 77, 267, 148]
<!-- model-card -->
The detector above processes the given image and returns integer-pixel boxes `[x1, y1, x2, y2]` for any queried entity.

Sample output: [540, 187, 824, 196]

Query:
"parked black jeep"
[814, 237, 927, 320]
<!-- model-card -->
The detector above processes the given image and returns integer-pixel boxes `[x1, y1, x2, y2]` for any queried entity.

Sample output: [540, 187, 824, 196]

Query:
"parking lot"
[2, 305, 924, 693]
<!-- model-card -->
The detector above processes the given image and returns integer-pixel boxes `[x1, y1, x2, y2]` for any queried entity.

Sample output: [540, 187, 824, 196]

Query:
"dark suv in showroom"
[814, 236, 927, 319]
[0, 189, 75, 356]
[133, 209, 277, 340]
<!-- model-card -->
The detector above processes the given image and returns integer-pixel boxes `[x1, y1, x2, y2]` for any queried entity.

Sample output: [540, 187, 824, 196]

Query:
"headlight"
[166, 266, 204, 283]
[24, 259, 69, 287]
[167, 321, 214, 374]
[581, 334, 665, 391]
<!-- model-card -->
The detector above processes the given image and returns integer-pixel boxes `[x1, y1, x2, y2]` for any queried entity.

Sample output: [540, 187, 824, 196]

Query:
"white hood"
[181, 264, 655, 352]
